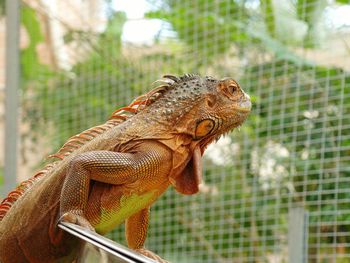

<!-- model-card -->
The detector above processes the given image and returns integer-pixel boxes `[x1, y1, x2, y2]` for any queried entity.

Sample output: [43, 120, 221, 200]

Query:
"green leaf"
[21, 7, 53, 82]
[335, 0, 349, 4]
[261, 0, 276, 38]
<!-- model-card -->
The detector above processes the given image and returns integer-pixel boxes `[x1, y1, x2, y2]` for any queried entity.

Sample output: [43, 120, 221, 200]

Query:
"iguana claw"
[135, 248, 170, 263]
[59, 211, 95, 232]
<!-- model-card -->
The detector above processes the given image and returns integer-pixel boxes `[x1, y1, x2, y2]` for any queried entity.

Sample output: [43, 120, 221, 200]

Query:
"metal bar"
[288, 206, 309, 263]
[58, 222, 156, 263]
[3, 0, 20, 196]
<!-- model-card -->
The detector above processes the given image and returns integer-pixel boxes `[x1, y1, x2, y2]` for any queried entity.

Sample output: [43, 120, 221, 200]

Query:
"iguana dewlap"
[0, 74, 251, 263]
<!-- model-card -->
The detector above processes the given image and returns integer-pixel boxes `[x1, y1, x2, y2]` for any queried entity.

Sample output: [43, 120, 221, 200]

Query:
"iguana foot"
[60, 211, 95, 232]
[135, 248, 170, 263]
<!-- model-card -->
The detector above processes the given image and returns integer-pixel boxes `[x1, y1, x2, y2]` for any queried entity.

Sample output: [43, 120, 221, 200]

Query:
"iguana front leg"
[60, 141, 172, 230]
[60, 151, 140, 230]
[126, 208, 169, 262]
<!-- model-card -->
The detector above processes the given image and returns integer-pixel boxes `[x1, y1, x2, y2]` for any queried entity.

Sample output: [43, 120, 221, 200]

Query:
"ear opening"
[194, 119, 215, 140]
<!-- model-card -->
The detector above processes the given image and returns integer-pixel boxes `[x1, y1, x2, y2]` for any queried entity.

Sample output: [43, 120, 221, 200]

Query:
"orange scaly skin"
[0, 74, 251, 263]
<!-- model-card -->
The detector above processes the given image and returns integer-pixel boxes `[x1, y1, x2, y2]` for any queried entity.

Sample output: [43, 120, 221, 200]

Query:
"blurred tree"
[0, 0, 4, 16]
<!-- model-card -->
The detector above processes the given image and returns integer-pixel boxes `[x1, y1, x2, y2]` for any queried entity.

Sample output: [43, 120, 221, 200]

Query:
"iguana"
[0, 74, 251, 263]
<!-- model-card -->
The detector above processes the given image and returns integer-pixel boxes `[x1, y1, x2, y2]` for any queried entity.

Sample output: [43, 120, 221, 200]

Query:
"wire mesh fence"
[1, 0, 350, 262]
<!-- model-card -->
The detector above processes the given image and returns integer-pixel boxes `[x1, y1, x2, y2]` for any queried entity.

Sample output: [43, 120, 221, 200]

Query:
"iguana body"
[0, 74, 251, 262]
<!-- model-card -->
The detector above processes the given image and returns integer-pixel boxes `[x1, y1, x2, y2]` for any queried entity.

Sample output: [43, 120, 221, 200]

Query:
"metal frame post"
[3, 0, 20, 196]
[288, 206, 309, 263]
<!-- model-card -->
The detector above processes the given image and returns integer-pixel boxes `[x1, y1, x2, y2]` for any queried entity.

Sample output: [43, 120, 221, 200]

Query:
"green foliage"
[21, 7, 54, 82]
[20, 6, 57, 153]
[239, 59, 350, 259]
[147, 0, 313, 67]
[22, 11, 158, 151]
[261, 0, 276, 38]
[0, 166, 3, 185]
[146, 0, 250, 60]
[296, 0, 328, 47]
[0, 0, 4, 16]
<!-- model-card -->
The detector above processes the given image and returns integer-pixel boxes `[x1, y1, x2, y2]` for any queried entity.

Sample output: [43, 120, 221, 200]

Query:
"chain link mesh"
[4, 0, 350, 262]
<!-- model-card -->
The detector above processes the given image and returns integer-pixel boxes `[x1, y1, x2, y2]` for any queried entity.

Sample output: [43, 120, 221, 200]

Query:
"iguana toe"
[135, 248, 170, 263]
[60, 212, 95, 232]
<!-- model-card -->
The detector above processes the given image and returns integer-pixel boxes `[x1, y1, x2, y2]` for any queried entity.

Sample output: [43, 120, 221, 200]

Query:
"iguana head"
[144, 74, 251, 194]
[166, 74, 251, 150]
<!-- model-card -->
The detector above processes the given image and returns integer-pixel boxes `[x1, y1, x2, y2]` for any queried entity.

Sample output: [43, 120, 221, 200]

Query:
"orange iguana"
[0, 74, 251, 262]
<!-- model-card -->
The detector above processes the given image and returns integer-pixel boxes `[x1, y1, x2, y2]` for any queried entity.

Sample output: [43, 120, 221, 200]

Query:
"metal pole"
[3, 0, 20, 196]
[288, 206, 309, 263]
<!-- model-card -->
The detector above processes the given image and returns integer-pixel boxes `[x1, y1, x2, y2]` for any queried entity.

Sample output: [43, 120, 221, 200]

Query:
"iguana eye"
[227, 83, 238, 94]
[218, 79, 241, 98]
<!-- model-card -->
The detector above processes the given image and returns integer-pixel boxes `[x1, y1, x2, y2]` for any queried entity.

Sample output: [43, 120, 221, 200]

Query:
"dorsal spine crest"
[0, 75, 181, 220]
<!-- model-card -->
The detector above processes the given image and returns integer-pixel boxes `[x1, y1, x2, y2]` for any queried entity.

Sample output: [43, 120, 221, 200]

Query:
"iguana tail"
[0, 75, 175, 221]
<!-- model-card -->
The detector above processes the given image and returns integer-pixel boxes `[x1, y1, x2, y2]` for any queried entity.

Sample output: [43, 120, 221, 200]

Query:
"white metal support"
[3, 0, 20, 196]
